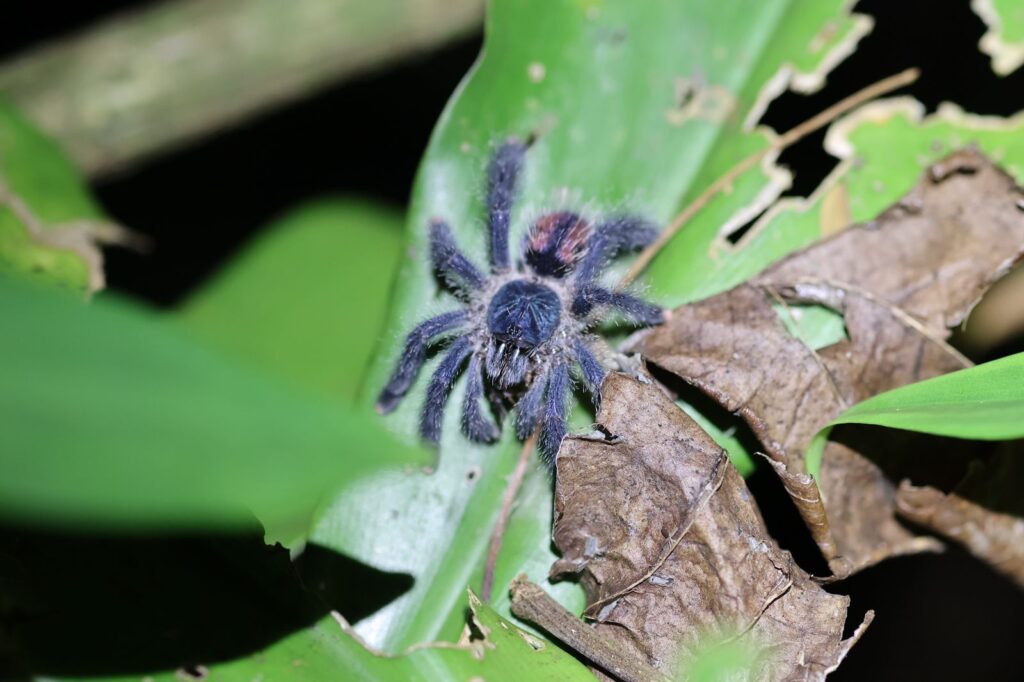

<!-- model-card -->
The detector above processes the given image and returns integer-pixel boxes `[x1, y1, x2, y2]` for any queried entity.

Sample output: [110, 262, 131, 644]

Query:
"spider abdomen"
[486, 279, 561, 349]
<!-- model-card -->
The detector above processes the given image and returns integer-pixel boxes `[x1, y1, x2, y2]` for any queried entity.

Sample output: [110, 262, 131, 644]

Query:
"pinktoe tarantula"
[376, 140, 664, 462]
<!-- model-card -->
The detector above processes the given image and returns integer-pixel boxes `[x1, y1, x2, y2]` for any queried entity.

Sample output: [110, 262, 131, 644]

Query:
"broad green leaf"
[0, 101, 108, 292]
[973, 0, 1024, 75]
[119, 593, 593, 682]
[176, 198, 404, 402]
[173, 198, 406, 545]
[0, 276, 425, 529]
[807, 352, 1024, 477]
[312, 0, 873, 653]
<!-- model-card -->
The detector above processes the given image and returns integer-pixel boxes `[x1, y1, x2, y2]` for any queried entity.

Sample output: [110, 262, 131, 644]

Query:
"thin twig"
[620, 67, 920, 286]
[481, 432, 537, 602]
[510, 576, 671, 682]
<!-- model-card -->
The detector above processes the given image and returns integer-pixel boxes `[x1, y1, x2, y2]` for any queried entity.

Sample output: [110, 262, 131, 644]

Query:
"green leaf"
[176, 198, 405, 402]
[682, 637, 759, 682]
[974, 0, 1024, 75]
[172, 198, 407, 545]
[314, 0, 873, 653]
[807, 352, 1024, 477]
[679, 400, 757, 477]
[115, 593, 593, 682]
[0, 100, 108, 292]
[0, 276, 426, 530]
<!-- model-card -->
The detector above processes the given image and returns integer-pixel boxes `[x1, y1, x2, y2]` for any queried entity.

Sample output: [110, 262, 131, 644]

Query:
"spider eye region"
[486, 280, 562, 349]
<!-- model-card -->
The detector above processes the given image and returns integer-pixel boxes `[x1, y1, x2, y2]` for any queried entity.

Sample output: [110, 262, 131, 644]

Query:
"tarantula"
[376, 140, 664, 462]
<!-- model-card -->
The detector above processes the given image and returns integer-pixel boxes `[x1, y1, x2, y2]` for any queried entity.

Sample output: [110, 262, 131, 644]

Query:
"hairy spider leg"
[573, 215, 660, 289]
[539, 363, 571, 463]
[420, 335, 474, 444]
[572, 339, 606, 407]
[572, 285, 663, 325]
[430, 219, 485, 291]
[376, 309, 469, 413]
[514, 369, 549, 439]
[487, 140, 526, 271]
[462, 353, 500, 443]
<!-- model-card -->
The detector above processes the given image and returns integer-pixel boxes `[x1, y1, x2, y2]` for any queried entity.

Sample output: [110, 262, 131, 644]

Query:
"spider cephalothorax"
[376, 140, 664, 461]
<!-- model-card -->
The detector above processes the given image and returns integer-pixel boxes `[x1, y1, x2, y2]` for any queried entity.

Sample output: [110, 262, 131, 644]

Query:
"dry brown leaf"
[896, 448, 1024, 588]
[551, 373, 871, 680]
[631, 280, 959, 574]
[632, 148, 1024, 575]
[758, 147, 1024, 336]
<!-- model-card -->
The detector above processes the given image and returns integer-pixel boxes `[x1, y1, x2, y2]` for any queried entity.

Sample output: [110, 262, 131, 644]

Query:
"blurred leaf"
[121, 592, 593, 682]
[683, 637, 758, 682]
[808, 352, 1024, 476]
[314, 0, 874, 653]
[973, 0, 1024, 75]
[0, 101, 107, 292]
[176, 198, 404, 402]
[0, 276, 425, 529]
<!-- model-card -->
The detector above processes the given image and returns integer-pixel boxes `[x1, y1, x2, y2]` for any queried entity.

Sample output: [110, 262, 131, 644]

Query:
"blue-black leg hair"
[573, 339, 606, 407]
[573, 215, 660, 289]
[515, 368, 549, 440]
[376, 310, 469, 414]
[487, 140, 526, 271]
[599, 215, 659, 253]
[430, 219, 485, 291]
[539, 363, 571, 464]
[461, 353, 500, 443]
[572, 286, 663, 325]
[420, 335, 474, 444]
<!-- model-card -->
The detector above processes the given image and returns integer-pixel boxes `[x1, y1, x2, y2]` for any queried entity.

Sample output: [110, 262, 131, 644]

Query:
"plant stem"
[510, 576, 671, 682]
[0, 0, 483, 178]
[481, 432, 536, 602]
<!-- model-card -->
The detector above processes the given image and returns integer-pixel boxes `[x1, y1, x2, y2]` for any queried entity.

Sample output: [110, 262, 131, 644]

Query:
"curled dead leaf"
[552, 373, 870, 680]
[759, 147, 1024, 335]
[632, 148, 1024, 576]
[896, 448, 1024, 588]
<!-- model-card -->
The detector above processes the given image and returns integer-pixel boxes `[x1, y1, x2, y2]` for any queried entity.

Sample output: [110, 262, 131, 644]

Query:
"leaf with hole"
[973, 0, 1024, 75]
[313, 0, 877, 655]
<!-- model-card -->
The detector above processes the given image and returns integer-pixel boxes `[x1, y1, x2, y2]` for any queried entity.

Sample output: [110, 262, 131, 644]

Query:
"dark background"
[3, 1, 1024, 680]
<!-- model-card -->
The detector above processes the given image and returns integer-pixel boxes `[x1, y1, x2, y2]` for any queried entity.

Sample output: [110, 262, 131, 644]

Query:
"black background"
[3, 1, 1024, 679]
